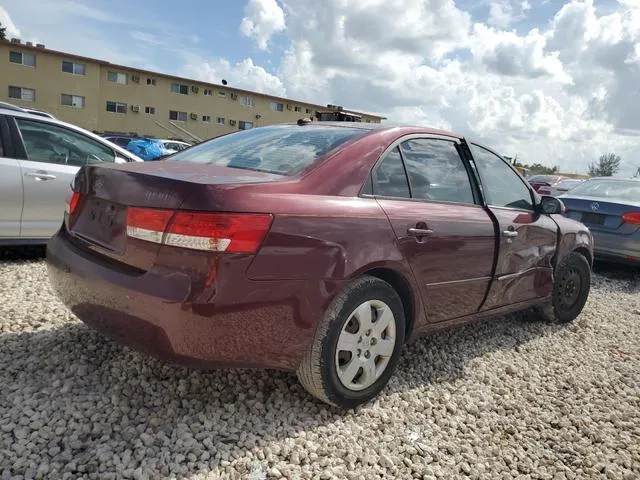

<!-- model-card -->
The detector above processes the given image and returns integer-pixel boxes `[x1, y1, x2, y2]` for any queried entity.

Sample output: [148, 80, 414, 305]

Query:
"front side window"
[399, 138, 475, 204]
[9, 51, 35, 66]
[372, 147, 410, 198]
[16, 118, 116, 166]
[61, 94, 85, 108]
[62, 60, 86, 75]
[8, 86, 35, 102]
[166, 124, 365, 176]
[470, 143, 533, 210]
[107, 71, 128, 84]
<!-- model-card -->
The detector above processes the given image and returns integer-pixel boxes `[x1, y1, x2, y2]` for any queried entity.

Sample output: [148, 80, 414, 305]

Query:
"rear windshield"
[166, 124, 367, 175]
[568, 179, 640, 202]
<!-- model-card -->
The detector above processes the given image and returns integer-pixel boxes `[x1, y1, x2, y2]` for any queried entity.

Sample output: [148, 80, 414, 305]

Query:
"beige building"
[0, 39, 384, 142]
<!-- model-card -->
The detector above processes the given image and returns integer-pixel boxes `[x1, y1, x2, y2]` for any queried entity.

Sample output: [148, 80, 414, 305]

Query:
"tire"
[297, 275, 406, 408]
[536, 251, 591, 323]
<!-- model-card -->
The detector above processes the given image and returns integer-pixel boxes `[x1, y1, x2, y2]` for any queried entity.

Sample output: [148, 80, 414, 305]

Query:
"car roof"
[1, 106, 143, 162]
[289, 120, 463, 139]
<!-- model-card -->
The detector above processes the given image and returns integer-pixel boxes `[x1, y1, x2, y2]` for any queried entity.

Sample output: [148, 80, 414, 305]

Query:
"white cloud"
[240, 0, 286, 50]
[488, 0, 532, 28]
[0, 6, 21, 38]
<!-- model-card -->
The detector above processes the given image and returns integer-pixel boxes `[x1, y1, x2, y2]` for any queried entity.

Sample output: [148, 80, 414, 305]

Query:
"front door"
[0, 115, 23, 238]
[467, 143, 558, 309]
[12, 117, 118, 239]
[372, 137, 496, 324]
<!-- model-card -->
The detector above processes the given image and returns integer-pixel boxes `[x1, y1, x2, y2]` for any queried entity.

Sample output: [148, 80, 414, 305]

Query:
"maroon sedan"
[528, 175, 565, 194]
[47, 122, 593, 408]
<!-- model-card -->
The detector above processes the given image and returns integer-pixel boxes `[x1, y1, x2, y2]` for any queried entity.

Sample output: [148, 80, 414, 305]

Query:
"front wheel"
[537, 251, 591, 323]
[297, 276, 406, 408]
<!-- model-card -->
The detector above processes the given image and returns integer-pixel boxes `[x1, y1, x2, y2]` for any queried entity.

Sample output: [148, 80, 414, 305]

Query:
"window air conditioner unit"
[230, 93, 238, 100]
[190, 113, 198, 120]
[131, 104, 140, 113]
[191, 86, 199, 93]
[131, 74, 140, 83]
[229, 119, 237, 126]
[286, 103, 293, 110]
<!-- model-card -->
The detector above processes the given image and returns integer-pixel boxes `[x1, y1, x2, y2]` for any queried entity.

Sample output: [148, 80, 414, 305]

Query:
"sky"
[1, 0, 639, 176]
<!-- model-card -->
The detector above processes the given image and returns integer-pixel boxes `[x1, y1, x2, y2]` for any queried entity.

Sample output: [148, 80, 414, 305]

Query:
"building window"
[107, 71, 128, 84]
[294, 106, 302, 112]
[238, 121, 253, 130]
[305, 108, 312, 114]
[146, 77, 156, 86]
[271, 102, 284, 112]
[145, 106, 155, 115]
[62, 60, 86, 75]
[216, 117, 225, 125]
[60, 94, 85, 108]
[218, 91, 226, 98]
[203, 88, 213, 96]
[9, 51, 36, 67]
[8, 86, 35, 102]
[202, 115, 212, 122]
[106, 101, 127, 113]
[171, 83, 189, 95]
[169, 110, 187, 122]
[240, 95, 255, 107]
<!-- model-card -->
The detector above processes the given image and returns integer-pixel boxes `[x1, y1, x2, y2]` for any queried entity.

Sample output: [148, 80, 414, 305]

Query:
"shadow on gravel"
[593, 261, 639, 292]
[0, 307, 568, 478]
[0, 245, 46, 262]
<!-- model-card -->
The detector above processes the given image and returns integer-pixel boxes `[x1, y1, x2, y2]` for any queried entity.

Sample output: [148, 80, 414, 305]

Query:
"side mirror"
[538, 195, 565, 215]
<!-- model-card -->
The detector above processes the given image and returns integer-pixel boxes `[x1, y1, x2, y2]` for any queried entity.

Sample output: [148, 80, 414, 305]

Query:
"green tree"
[526, 163, 559, 175]
[0, 22, 7, 41]
[588, 153, 621, 177]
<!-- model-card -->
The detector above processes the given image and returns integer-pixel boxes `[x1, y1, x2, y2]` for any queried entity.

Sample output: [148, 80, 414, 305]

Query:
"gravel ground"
[0, 247, 638, 480]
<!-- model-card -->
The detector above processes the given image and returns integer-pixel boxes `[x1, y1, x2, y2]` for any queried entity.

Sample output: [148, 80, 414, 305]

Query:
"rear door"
[0, 115, 23, 238]
[372, 136, 496, 323]
[467, 143, 558, 309]
[10, 116, 119, 239]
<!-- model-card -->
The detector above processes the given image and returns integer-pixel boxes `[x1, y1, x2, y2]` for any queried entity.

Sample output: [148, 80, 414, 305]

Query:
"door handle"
[502, 230, 518, 238]
[25, 171, 56, 181]
[408, 227, 434, 237]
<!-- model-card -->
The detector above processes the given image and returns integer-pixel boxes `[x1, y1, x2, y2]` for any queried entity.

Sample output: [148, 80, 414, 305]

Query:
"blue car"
[560, 177, 640, 266]
[125, 138, 174, 161]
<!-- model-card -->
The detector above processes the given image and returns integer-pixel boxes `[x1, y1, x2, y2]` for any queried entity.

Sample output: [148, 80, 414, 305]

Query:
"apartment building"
[0, 39, 384, 142]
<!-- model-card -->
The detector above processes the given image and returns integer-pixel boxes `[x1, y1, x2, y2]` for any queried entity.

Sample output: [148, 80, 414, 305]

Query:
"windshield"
[166, 124, 367, 175]
[568, 179, 640, 202]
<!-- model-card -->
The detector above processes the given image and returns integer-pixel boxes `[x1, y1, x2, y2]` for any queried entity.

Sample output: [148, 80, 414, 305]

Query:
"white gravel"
[0, 247, 638, 480]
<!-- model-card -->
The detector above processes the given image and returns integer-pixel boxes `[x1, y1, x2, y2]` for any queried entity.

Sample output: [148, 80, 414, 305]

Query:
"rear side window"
[167, 124, 366, 175]
[373, 147, 410, 198]
[400, 138, 475, 204]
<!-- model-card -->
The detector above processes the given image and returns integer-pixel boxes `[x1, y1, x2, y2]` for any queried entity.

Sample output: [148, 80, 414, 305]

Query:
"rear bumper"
[46, 228, 337, 371]
[591, 230, 640, 266]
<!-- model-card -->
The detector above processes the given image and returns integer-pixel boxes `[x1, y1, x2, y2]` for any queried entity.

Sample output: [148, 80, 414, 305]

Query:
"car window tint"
[167, 124, 366, 176]
[16, 119, 116, 166]
[399, 138, 474, 204]
[469, 144, 533, 210]
[373, 147, 410, 198]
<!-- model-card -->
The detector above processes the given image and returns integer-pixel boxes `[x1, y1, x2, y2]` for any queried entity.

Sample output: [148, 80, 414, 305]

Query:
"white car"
[0, 102, 142, 245]
[158, 139, 192, 154]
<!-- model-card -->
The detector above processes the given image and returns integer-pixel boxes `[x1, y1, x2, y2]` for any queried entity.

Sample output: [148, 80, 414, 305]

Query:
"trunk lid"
[67, 162, 283, 270]
[560, 195, 640, 234]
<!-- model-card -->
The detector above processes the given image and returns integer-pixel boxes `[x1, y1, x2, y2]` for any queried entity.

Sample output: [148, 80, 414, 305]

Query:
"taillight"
[65, 191, 81, 216]
[126, 208, 273, 253]
[622, 212, 640, 225]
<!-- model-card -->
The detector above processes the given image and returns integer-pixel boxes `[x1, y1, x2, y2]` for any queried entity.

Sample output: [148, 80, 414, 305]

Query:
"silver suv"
[0, 102, 142, 245]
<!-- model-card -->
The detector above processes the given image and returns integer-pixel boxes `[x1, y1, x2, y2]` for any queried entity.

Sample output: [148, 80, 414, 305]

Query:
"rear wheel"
[297, 276, 406, 408]
[537, 251, 591, 323]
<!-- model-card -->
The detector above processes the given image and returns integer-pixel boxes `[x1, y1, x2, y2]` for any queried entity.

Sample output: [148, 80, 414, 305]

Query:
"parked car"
[528, 174, 565, 193]
[560, 177, 640, 265]
[46, 122, 593, 408]
[547, 178, 584, 197]
[0, 102, 142, 245]
[124, 138, 190, 161]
